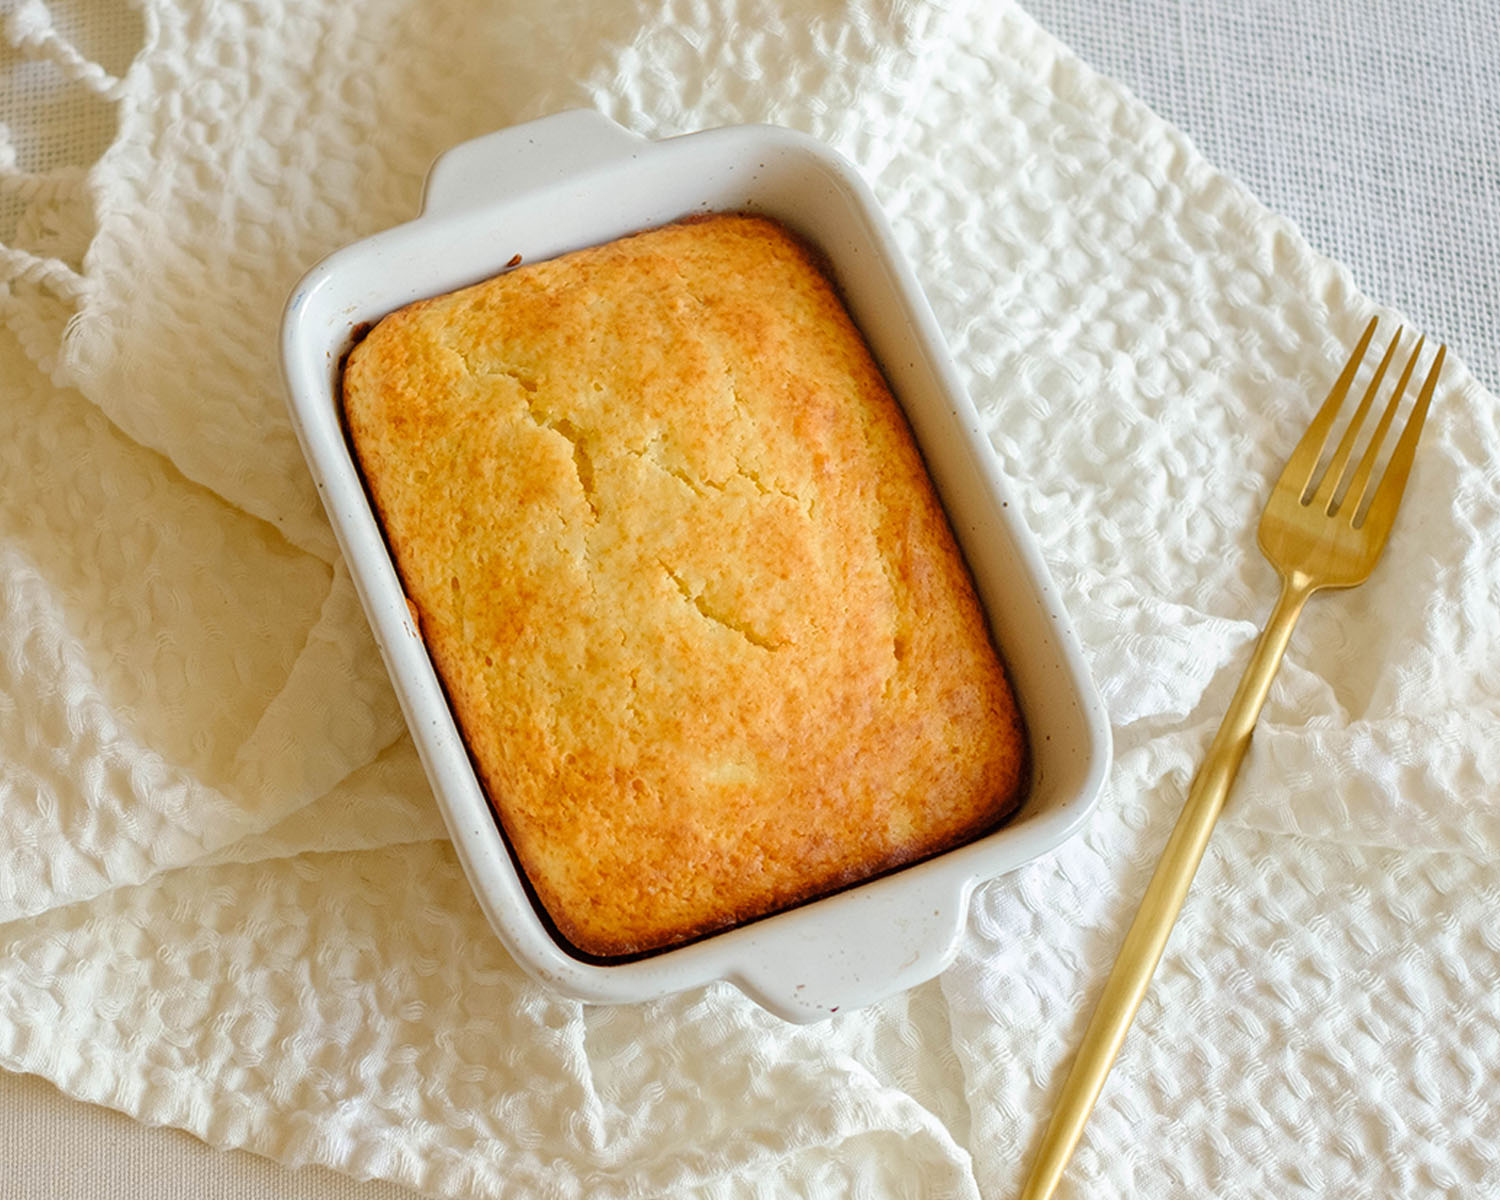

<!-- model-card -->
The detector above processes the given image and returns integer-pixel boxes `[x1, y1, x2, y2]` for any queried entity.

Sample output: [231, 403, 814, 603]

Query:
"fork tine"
[1283, 316, 1379, 498]
[1310, 324, 1403, 512]
[1341, 333, 1424, 518]
[1357, 343, 1445, 533]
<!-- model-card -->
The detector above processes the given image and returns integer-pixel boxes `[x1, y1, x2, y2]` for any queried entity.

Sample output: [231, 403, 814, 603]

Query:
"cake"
[341, 214, 1027, 957]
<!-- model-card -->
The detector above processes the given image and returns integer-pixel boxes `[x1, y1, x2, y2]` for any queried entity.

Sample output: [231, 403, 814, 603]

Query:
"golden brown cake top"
[342, 214, 1026, 957]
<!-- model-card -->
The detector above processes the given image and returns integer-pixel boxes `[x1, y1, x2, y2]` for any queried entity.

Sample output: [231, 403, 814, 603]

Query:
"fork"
[1017, 317, 1446, 1199]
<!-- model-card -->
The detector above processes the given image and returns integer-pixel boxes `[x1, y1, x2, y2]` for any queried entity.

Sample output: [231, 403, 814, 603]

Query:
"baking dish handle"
[729, 876, 976, 1023]
[420, 109, 649, 218]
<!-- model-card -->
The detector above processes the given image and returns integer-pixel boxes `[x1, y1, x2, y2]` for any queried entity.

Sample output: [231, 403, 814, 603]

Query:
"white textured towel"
[2, 0, 1498, 1195]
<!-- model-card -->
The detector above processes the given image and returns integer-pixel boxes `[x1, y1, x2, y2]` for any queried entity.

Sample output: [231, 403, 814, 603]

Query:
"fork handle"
[1017, 574, 1314, 1200]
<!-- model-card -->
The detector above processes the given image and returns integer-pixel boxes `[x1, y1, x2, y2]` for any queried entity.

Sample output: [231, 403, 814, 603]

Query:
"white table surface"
[1, 0, 1494, 1196]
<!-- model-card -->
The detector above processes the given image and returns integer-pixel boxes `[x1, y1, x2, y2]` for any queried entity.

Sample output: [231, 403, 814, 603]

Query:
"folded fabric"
[1, 0, 1496, 1195]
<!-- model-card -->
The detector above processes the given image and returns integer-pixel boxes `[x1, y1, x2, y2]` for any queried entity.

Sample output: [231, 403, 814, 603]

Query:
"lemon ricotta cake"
[341, 215, 1027, 957]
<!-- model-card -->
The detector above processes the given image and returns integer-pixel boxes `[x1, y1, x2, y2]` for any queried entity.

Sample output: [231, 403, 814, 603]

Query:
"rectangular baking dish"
[280, 109, 1111, 1022]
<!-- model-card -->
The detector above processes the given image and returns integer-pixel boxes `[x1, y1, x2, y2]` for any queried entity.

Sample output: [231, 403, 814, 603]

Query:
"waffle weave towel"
[2, 0, 1497, 1195]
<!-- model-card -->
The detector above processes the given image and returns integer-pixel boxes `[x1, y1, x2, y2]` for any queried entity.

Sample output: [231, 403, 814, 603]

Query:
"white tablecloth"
[2, 0, 1496, 1197]
[1026, 0, 1500, 392]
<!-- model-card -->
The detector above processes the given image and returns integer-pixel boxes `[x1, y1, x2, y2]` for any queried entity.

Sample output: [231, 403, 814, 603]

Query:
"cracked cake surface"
[340, 215, 1027, 957]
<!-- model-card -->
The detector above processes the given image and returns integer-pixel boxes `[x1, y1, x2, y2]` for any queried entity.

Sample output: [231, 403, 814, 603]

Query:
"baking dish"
[280, 109, 1111, 1022]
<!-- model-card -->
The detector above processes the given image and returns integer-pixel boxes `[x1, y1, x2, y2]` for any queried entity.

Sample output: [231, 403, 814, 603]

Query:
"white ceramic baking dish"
[280, 109, 1111, 1022]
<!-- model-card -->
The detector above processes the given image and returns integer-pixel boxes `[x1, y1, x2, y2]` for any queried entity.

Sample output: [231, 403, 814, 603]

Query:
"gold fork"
[1018, 317, 1446, 1199]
